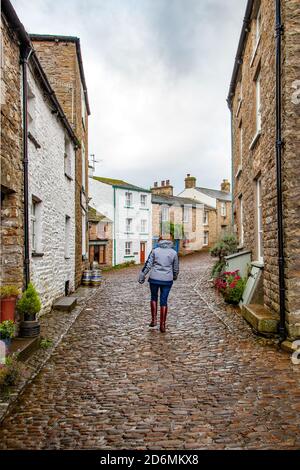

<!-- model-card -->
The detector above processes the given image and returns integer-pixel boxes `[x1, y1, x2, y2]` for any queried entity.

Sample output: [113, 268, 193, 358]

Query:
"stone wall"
[231, 0, 300, 339]
[31, 38, 89, 288]
[0, 15, 24, 289]
[27, 65, 76, 315]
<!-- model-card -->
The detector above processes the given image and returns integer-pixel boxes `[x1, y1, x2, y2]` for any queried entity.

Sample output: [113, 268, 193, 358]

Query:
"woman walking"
[138, 238, 179, 333]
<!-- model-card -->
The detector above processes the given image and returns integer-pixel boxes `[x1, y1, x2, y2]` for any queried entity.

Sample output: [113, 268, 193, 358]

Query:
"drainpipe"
[21, 45, 33, 289]
[229, 108, 235, 230]
[275, 0, 286, 339]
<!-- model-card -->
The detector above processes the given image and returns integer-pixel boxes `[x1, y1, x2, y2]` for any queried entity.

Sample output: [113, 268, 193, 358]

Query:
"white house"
[89, 176, 152, 266]
[27, 56, 78, 314]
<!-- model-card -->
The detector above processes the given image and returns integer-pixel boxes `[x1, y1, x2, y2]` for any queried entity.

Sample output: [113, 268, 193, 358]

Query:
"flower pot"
[0, 297, 17, 322]
[19, 320, 40, 338]
[24, 313, 36, 322]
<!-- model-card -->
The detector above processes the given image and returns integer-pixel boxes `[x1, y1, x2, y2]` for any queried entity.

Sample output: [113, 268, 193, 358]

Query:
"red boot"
[160, 306, 168, 333]
[149, 301, 157, 327]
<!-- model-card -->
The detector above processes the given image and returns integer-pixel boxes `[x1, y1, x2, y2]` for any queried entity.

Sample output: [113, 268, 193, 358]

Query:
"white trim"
[249, 130, 262, 150]
[256, 178, 264, 262]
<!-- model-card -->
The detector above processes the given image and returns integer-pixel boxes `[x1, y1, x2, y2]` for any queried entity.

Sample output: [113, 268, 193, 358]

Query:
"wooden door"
[140, 242, 146, 264]
[99, 245, 106, 264]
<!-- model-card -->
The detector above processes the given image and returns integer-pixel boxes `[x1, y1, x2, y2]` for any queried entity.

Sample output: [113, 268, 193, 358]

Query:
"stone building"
[151, 180, 205, 254]
[178, 175, 232, 248]
[88, 206, 113, 267]
[0, 4, 24, 289]
[30, 34, 91, 288]
[89, 176, 152, 266]
[227, 0, 300, 341]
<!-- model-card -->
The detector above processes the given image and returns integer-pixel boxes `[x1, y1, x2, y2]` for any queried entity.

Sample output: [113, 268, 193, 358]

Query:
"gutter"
[275, 0, 286, 339]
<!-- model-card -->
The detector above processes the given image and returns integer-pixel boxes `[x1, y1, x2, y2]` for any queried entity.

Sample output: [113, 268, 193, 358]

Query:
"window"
[64, 135, 72, 178]
[81, 142, 86, 191]
[204, 231, 209, 246]
[239, 122, 243, 167]
[65, 215, 71, 258]
[125, 241, 132, 256]
[256, 178, 264, 261]
[203, 211, 209, 225]
[255, 71, 262, 133]
[125, 192, 133, 207]
[220, 202, 227, 217]
[183, 206, 190, 223]
[125, 218, 132, 233]
[161, 206, 169, 222]
[81, 83, 86, 128]
[27, 85, 35, 133]
[239, 196, 244, 247]
[255, 8, 262, 50]
[141, 219, 147, 233]
[140, 194, 147, 207]
[31, 197, 41, 253]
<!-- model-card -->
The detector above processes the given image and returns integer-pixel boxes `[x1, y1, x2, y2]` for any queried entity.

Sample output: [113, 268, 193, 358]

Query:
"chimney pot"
[154, 182, 158, 187]
[185, 174, 196, 189]
[161, 181, 165, 186]
[166, 179, 170, 186]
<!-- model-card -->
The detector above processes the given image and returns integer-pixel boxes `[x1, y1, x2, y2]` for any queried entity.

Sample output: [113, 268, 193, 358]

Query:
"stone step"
[8, 336, 40, 362]
[242, 304, 279, 334]
[52, 296, 77, 312]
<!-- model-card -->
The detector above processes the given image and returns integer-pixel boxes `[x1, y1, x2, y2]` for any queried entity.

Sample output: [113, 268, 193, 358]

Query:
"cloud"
[13, 0, 247, 192]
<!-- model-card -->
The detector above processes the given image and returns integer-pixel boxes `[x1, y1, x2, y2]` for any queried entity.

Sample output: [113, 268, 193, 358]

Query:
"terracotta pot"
[0, 297, 17, 322]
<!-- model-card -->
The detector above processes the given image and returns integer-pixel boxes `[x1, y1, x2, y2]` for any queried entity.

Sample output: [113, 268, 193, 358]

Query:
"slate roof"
[93, 177, 151, 193]
[88, 206, 112, 223]
[152, 193, 213, 210]
[195, 187, 232, 202]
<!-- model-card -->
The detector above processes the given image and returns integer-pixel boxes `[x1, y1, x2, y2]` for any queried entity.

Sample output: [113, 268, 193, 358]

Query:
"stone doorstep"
[8, 336, 40, 362]
[242, 304, 279, 334]
[52, 296, 77, 312]
[281, 340, 300, 354]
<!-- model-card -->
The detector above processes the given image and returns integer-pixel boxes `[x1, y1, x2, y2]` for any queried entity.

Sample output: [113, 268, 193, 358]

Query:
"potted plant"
[0, 285, 20, 322]
[17, 283, 41, 338]
[0, 320, 16, 349]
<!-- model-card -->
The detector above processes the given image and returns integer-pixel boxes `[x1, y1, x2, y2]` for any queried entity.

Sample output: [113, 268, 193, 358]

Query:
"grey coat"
[139, 240, 179, 283]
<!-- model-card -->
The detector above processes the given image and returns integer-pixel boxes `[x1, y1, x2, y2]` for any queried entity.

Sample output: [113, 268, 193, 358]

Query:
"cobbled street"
[0, 253, 299, 450]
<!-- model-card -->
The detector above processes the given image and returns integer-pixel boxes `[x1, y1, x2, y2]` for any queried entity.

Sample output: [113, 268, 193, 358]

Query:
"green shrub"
[0, 285, 20, 298]
[210, 234, 238, 277]
[40, 338, 53, 350]
[0, 320, 16, 340]
[0, 354, 21, 392]
[214, 271, 246, 305]
[17, 283, 41, 317]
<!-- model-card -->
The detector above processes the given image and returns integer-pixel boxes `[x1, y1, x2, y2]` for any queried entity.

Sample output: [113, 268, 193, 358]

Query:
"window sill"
[140, 207, 149, 210]
[235, 99, 243, 117]
[124, 206, 134, 209]
[65, 256, 71, 260]
[249, 130, 262, 150]
[28, 132, 41, 149]
[140, 232, 149, 235]
[65, 173, 73, 181]
[235, 165, 242, 178]
[250, 36, 261, 67]
[124, 255, 135, 259]
[32, 252, 44, 257]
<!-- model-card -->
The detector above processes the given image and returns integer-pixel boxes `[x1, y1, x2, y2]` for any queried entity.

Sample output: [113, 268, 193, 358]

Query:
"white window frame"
[239, 123, 243, 167]
[255, 8, 262, 50]
[255, 71, 262, 133]
[256, 178, 264, 262]
[81, 142, 86, 191]
[125, 192, 133, 207]
[204, 231, 209, 246]
[82, 210, 87, 257]
[27, 84, 35, 133]
[125, 241, 132, 256]
[65, 215, 71, 258]
[125, 218, 132, 233]
[203, 210, 209, 225]
[239, 196, 244, 247]
[161, 206, 169, 222]
[183, 206, 190, 224]
[140, 194, 147, 207]
[64, 135, 72, 178]
[31, 197, 41, 253]
[141, 219, 147, 233]
[220, 202, 227, 217]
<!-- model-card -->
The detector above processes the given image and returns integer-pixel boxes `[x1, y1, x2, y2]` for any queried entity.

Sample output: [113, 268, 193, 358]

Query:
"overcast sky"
[13, 0, 246, 194]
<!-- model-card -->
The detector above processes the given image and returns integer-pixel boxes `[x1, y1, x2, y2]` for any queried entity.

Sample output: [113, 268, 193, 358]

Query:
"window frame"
[256, 178, 264, 262]
[140, 194, 147, 207]
[161, 205, 169, 222]
[125, 241, 132, 256]
[220, 202, 227, 217]
[203, 231, 209, 246]
[255, 71, 262, 133]
[141, 219, 147, 233]
[125, 192, 133, 207]
[125, 218, 133, 233]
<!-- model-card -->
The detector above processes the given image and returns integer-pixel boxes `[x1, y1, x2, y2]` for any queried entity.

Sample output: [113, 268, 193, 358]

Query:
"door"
[140, 242, 146, 264]
[99, 245, 106, 264]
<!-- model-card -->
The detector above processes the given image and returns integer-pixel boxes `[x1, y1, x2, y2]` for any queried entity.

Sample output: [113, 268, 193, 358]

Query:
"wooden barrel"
[90, 269, 102, 286]
[82, 269, 92, 286]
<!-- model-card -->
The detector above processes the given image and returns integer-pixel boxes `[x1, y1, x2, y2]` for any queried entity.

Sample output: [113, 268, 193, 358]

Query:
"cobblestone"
[0, 253, 299, 449]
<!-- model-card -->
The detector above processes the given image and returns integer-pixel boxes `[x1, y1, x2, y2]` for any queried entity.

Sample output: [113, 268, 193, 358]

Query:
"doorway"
[140, 242, 146, 264]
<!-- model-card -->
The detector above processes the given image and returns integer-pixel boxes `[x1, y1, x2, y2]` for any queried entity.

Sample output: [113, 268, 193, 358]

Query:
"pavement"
[0, 252, 299, 450]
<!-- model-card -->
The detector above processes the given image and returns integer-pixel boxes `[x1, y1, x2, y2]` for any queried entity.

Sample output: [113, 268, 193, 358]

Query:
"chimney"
[221, 179, 231, 193]
[185, 174, 196, 189]
[151, 179, 173, 196]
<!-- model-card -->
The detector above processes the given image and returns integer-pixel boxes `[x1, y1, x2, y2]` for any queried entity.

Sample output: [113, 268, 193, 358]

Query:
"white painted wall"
[27, 67, 76, 315]
[178, 188, 216, 209]
[88, 178, 152, 266]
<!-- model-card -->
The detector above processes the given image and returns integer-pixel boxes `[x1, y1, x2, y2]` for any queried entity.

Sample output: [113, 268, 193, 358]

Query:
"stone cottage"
[30, 33, 91, 288]
[151, 180, 205, 254]
[227, 0, 300, 342]
[89, 176, 152, 266]
[88, 206, 113, 267]
[178, 175, 232, 248]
